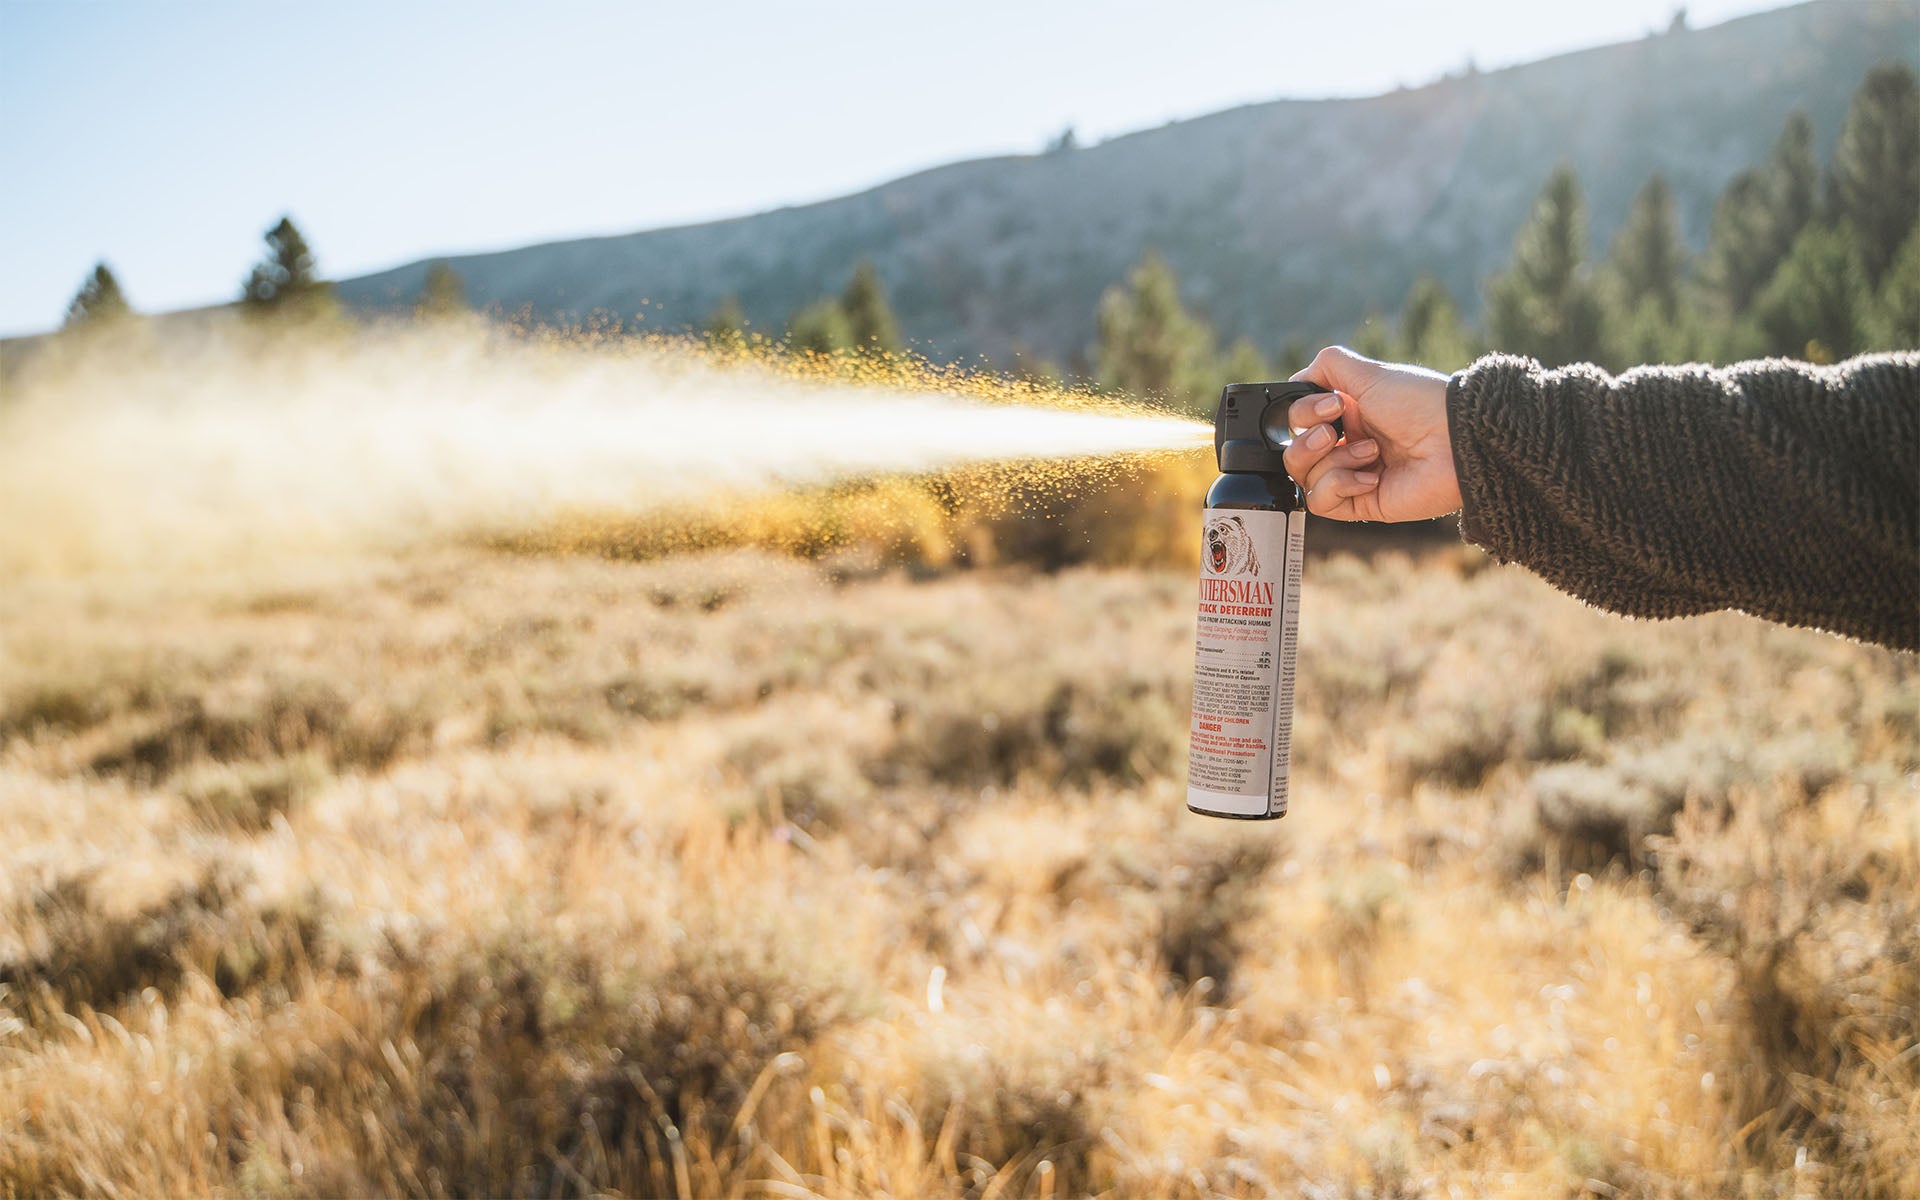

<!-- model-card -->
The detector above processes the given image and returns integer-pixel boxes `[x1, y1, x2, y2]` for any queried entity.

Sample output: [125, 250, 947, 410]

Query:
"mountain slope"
[337, 1, 1919, 365]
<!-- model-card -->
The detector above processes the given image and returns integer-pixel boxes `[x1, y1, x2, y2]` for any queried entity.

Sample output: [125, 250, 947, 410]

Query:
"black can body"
[1186, 382, 1321, 821]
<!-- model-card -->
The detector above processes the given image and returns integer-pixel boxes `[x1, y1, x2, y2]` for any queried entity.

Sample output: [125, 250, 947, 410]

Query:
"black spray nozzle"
[1214, 380, 1342, 474]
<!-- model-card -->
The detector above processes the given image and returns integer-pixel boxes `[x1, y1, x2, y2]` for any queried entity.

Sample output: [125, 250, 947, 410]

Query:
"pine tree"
[1609, 174, 1686, 318]
[1701, 111, 1826, 332]
[840, 261, 902, 354]
[1348, 310, 1395, 361]
[1867, 225, 1920, 350]
[1485, 165, 1606, 366]
[1603, 175, 1707, 366]
[1006, 342, 1065, 385]
[789, 298, 852, 355]
[1275, 337, 1312, 379]
[1094, 251, 1217, 411]
[1831, 62, 1920, 283]
[1770, 111, 1818, 256]
[1752, 225, 1871, 362]
[63, 262, 132, 329]
[241, 216, 339, 323]
[1219, 337, 1270, 385]
[1397, 276, 1475, 370]
[1704, 169, 1781, 320]
[414, 262, 468, 320]
[705, 296, 748, 345]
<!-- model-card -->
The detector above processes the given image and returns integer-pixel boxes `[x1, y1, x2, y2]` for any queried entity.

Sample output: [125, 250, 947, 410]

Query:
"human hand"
[1281, 346, 1462, 522]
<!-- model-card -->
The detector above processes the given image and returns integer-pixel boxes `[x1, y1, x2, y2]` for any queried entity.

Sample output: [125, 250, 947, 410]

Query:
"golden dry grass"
[2, 539, 1915, 1199]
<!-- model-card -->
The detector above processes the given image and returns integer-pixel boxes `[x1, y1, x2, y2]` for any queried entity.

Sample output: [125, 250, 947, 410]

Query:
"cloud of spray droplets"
[0, 327, 1210, 575]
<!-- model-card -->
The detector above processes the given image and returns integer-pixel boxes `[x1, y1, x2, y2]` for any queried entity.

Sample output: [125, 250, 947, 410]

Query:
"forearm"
[1446, 352, 1920, 651]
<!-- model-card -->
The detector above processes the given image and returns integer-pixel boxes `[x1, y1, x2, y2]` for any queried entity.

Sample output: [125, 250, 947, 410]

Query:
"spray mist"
[1185, 380, 1330, 820]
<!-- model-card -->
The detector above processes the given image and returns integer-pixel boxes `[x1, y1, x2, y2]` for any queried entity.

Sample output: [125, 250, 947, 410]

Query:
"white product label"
[1186, 507, 1304, 818]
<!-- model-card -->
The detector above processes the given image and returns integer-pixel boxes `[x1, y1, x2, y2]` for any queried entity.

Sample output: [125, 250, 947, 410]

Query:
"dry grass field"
[2, 534, 1915, 1199]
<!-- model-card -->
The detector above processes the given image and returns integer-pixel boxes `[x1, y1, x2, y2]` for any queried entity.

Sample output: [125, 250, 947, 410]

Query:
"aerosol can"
[1186, 381, 1332, 820]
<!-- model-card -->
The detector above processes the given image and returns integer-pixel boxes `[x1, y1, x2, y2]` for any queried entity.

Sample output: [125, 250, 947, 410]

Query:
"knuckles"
[1308, 344, 1362, 374]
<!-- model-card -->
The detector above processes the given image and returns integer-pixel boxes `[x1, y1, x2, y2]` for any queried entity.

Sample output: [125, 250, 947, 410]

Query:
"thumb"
[1290, 345, 1385, 398]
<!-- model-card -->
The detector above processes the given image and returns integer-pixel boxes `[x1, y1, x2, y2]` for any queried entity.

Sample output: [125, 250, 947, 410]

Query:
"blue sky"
[1, 0, 1794, 335]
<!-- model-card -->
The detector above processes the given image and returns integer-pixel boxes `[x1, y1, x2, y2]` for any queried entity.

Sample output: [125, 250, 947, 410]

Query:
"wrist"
[1438, 373, 1463, 515]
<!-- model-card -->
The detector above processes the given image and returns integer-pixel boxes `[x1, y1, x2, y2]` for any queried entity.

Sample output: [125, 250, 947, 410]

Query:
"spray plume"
[0, 325, 1210, 575]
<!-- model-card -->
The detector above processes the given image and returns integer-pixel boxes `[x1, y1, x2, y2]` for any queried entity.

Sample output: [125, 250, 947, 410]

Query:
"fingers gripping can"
[1186, 381, 1326, 820]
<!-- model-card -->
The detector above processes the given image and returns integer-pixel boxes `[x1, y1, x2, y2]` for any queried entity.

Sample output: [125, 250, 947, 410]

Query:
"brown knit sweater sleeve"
[1445, 352, 1920, 651]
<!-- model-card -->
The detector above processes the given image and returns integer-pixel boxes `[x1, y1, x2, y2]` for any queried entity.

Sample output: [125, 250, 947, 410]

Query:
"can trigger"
[1259, 398, 1344, 450]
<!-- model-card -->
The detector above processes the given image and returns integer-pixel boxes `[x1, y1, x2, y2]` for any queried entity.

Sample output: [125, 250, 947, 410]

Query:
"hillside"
[337, 2, 1918, 366]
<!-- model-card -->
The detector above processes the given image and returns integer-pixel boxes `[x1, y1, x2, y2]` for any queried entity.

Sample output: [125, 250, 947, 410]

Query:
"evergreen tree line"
[708, 261, 902, 358]
[749, 66, 1914, 414]
[1482, 59, 1919, 374]
[1069, 60, 1919, 413]
[63, 62, 1915, 416]
[60, 216, 470, 335]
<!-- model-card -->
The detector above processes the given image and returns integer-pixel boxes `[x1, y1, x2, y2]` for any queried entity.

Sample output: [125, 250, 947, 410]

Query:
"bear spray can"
[1186, 381, 1331, 820]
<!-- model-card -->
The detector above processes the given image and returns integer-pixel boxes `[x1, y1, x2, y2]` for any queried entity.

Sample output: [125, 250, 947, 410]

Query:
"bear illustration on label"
[1204, 515, 1261, 577]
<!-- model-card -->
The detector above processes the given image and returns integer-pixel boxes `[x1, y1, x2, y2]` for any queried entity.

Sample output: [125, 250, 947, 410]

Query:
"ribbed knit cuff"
[1446, 354, 1543, 561]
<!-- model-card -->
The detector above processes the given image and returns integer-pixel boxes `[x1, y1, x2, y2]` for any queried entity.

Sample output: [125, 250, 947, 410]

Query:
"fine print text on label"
[1186, 507, 1304, 818]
